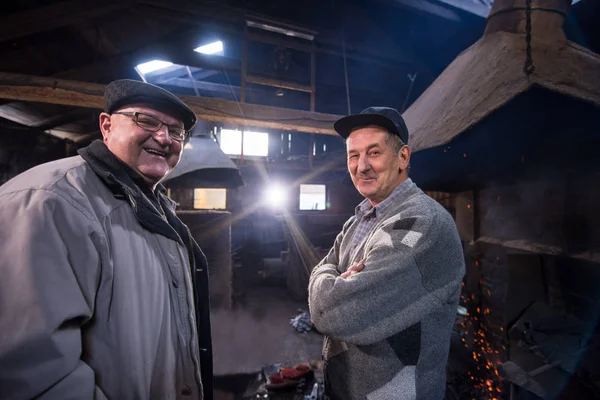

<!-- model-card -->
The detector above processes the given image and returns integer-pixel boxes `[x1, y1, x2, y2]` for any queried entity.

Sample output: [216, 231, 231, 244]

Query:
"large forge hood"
[163, 135, 244, 189]
[405, 0, 600, 192]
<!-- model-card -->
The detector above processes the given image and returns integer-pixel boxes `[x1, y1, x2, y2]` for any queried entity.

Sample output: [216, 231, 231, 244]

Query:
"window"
[136, 60, 174, 74]
[243, 131, 269, 156]
[193, 188, 227, 210]
[299, 184, 326, 210]
[219, 129, 269, 157]
[194, 40, 224, 55]
[220, 129, 242, 155]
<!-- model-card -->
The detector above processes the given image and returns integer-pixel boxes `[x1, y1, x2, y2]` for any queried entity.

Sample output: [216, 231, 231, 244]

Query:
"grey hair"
[385, 131, 410, 175]
[385, 131, 404, 155]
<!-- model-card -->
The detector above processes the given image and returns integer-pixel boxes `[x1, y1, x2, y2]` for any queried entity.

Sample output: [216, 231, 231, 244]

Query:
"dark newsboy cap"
[104, 79, 197, 131]
[334, 106, 409, 144]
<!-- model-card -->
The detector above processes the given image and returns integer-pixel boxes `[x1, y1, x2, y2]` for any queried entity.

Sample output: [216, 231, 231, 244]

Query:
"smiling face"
[99, 104, 184, 187]
[346, 125, 411, 206]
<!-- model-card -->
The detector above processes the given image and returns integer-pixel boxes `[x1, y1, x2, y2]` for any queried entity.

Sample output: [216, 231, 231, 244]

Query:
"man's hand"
[340, 259, 365, 279]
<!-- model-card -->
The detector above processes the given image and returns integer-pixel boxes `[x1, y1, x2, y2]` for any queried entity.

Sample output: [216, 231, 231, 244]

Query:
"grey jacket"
[0, 146, 210, 399]
[309, 180, 465, 400]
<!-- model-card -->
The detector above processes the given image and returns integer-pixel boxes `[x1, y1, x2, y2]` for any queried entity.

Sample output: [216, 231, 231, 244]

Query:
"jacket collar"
[78, 140, 180, 242]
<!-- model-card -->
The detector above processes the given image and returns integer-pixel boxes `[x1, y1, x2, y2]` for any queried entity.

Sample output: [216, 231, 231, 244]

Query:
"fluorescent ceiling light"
[246, 20, 315, 41]
[194, 40, 224, 55]
[136, 60, 173, 74]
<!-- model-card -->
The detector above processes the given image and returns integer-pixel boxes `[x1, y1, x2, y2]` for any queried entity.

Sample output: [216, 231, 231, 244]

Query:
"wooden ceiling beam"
[0, 72, 340, 135]
[34, 109, 95, 131]
[0, 0, 134, 44]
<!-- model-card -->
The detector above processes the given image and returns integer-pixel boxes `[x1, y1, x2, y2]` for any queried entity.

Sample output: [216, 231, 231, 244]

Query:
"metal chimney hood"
[163, 135, 244, 189]
[404, 0, 600, 191]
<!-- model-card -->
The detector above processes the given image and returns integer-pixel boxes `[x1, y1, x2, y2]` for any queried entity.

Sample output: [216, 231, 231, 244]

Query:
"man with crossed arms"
[309, 107, 465, 400]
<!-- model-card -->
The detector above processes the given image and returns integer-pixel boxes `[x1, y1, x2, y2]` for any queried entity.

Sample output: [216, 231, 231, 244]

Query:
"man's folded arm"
[309, 217, 460, 346]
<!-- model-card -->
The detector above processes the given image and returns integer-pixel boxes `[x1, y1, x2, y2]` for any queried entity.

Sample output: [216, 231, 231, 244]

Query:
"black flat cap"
[104, 79, 197, 131]
[334, 106, 409, 144]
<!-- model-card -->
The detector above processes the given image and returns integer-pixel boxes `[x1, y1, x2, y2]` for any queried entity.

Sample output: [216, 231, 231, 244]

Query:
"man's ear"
[99, 112, 112, 142]
[399, 145, 411, 170]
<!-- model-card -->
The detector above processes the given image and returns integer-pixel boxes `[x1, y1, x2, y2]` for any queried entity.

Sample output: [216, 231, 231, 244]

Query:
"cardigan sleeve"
[308, 216, 356, 313]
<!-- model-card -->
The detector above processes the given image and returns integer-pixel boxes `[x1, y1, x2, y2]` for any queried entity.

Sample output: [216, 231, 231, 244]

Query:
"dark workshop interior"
[0, 0, 599, 399]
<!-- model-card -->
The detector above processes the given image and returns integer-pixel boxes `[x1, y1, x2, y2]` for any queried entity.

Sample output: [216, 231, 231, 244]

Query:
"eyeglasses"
[113, 111, 188, 142]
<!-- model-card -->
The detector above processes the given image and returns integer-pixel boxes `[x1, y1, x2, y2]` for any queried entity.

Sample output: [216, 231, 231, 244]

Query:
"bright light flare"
[264, 184, 287, 208]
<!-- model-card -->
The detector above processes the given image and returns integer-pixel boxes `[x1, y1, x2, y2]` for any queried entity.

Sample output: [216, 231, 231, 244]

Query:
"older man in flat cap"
[309, 107, 465, 400]
[0, 80, 213, 399]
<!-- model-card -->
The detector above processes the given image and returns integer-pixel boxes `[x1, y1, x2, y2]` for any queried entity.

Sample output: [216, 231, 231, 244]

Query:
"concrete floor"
[211, 285, 323, 376]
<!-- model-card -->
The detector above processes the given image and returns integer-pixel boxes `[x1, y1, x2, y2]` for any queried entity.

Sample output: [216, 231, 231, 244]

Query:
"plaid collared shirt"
[350, 178, 413, 261]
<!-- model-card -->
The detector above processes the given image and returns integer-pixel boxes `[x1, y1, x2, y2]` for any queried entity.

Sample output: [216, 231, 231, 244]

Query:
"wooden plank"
[34, 109, 93, 131]
[310, 49, 316, 112]
[0, 0, 133, 43]
[241, 27, 248, 103]
[245, 74, 312, 93]
[309, 133, 314, 169]
[246, 31, 411, 70]
[181, 95, 339, 135]
[0, 72, 340, 135]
